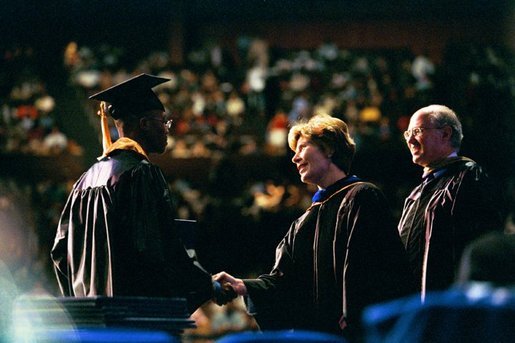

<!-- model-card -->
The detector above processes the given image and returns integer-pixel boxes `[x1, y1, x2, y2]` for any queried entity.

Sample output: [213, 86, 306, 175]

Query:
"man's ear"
[139, 117, 150, 130]
[441, 125, 453, 141]
[327, 148, 335, 159]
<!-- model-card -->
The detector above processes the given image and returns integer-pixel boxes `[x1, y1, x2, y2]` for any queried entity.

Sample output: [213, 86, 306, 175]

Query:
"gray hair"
[423, 105, 464, 150]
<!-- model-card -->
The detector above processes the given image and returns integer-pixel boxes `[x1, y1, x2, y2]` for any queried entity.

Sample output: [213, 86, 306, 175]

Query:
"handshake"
[212, 271, 247, 306]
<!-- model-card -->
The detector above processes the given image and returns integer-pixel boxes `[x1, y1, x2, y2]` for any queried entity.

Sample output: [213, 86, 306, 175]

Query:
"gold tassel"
[98, 101, 112, 155]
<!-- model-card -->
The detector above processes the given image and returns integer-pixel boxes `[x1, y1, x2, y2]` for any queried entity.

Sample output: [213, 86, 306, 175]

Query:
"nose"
[407, 133, 418, 145]
[291, 151, 301, 164]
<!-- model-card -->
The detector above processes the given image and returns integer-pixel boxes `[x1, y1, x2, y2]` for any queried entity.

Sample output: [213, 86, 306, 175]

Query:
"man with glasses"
[398, 104, 503, 301]
[51, 74, 234, 312]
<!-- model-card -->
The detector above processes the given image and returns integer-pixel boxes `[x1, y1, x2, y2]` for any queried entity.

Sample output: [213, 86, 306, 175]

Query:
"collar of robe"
[98, 137, 149, 160]
[311, 175, 361, 204]
[422, 156, 473, 179]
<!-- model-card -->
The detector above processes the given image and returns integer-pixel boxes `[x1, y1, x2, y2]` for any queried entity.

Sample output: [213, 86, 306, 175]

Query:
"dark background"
[0, 0, 513, 292]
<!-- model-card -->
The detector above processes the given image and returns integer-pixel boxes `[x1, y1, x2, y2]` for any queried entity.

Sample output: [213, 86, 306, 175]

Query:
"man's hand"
[213, 271, 247, 296]
[213, 281, 237, 306]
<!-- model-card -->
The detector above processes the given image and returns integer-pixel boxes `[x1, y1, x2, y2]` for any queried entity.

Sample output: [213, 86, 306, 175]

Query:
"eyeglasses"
[403, 127, 443, 140]
[147, 117, 173, 130]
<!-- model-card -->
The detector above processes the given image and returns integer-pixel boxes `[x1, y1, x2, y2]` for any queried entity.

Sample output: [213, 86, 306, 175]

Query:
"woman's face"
[291, 136, 332, 187]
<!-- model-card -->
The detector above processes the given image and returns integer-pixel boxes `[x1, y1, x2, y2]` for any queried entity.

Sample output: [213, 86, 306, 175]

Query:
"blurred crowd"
[1, 36, 514, 340]
[4, 36, 512, 160]
[0, 47, 82, 156]
[63, 37, 438, 158]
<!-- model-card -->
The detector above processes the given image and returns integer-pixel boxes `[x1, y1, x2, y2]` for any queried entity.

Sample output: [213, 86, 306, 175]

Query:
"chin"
[149, 146, 166, 155]
[302, 176, 317, 186]
[414, 159, 429, 168]
[157, 147, 166, 154]
[157, 141, 168, 154]
[412, 155, 423, 165]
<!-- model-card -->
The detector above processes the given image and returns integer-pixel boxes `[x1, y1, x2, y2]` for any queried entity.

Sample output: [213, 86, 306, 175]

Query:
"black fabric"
[398, 158, 504, 295]
[51, 150, 213, 313]
[89, 73, 169, 118]
[244, 180, 415, 338]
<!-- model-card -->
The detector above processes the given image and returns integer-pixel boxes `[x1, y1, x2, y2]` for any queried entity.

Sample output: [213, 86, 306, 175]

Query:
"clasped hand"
[212, 271, 247, 306]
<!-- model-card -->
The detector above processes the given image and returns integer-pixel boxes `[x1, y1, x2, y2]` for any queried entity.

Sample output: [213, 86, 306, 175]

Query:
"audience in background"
[0, 47, 73, 156]
[0, 37, 513, 340]
[62, 38, 440, 158]
[3, 39, 512, 164]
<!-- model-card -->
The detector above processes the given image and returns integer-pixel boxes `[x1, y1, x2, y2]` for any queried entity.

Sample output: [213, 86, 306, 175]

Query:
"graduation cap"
[89, 73, 170, 119]
[89, 73, 170, 157]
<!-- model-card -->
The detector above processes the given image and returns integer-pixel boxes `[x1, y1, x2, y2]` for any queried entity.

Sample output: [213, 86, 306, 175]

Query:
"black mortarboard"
[89, 73, 170, 119]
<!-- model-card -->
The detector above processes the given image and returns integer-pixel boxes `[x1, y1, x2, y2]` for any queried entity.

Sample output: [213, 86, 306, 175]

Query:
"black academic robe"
[398, 158, 503, 298]
[243, 178, 414, 337]
[51, 149, 213, 312]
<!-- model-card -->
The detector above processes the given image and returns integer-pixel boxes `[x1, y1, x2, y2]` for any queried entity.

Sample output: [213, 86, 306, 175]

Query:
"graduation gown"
[243, 178, 414, 336]
[398, 157, 503, 299]
[51, 149, 213, 312]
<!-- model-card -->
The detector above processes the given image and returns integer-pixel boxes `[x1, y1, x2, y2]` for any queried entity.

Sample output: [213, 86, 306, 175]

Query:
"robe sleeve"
[51, 181, 79, 296]
[112, 163, 214, 312]
[242, 221, 298, 329]
[450, 164, 504, 266]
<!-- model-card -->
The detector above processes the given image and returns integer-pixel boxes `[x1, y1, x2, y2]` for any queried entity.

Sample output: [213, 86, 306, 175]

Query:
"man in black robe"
[398, 104, 503, 301]
[214, 115, 414, 339]
[51, 74, 233, 312]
